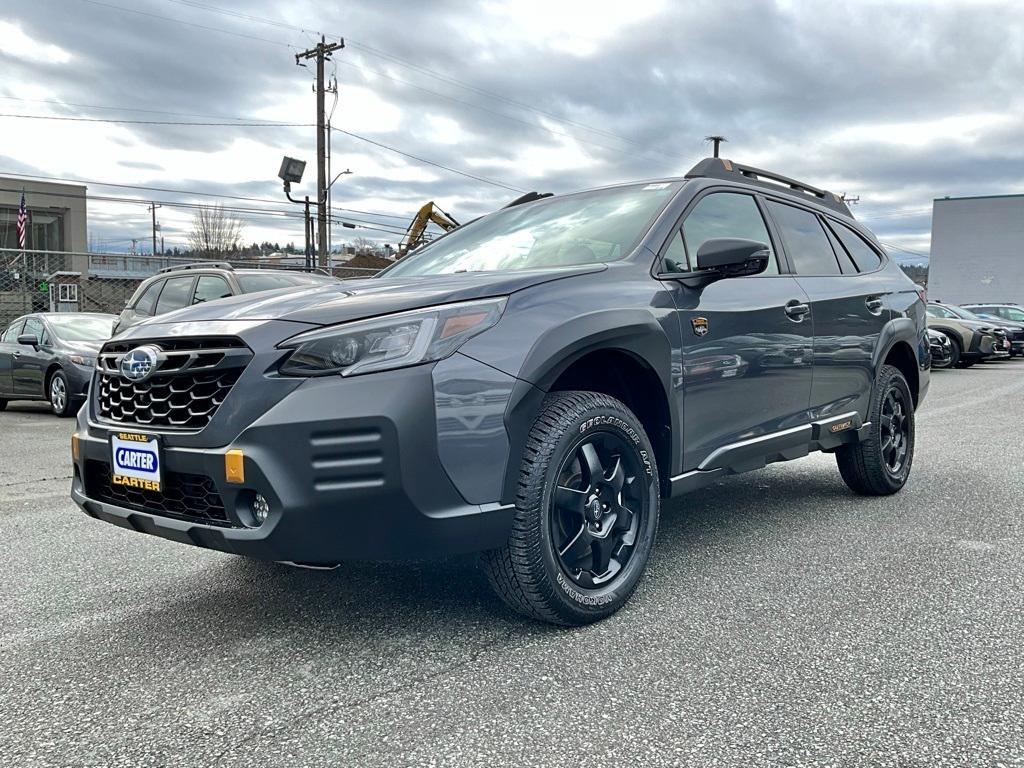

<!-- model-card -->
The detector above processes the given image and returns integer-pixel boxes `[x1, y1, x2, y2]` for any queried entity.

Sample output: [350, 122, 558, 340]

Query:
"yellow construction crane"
[398, 202, 459, 257]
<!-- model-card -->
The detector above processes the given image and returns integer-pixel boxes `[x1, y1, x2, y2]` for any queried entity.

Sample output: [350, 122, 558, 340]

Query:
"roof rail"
[158, 261, 235, 274]
[686, 157, 852, 216]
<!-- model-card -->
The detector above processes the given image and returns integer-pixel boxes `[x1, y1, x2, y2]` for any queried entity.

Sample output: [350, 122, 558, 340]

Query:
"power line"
[0, 171, 414, 225]
[76, 0, 296, 49]
[0, 184, 411, 237]
[112, 0, 681, 160]
[330, 126, 525, 193]
[0, 113, 310, 128]
[1, 108, 525, 192]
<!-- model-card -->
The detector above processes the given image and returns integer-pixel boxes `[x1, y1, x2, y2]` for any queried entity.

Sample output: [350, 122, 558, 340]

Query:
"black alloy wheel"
[879, 386, 909, 475]
[550, 432, 647, 589]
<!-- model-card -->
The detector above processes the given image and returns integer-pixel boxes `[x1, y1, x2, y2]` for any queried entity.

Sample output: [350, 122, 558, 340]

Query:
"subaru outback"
[71, 158, 929, 625]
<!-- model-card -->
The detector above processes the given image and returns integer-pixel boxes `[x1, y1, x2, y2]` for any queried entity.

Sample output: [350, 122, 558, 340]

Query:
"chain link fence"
[0, 248, 383, 329]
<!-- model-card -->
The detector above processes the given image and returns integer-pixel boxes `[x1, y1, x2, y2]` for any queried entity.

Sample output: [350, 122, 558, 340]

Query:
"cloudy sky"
[2, 0, 1023, 260]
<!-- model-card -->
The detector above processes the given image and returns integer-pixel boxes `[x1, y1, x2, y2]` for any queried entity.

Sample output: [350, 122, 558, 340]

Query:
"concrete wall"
[928, 195, 1024, 304]
[0, 178, 88, 272]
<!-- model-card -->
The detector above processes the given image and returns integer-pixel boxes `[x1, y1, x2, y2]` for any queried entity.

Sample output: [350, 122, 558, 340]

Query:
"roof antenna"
[704, 135, 728, 158]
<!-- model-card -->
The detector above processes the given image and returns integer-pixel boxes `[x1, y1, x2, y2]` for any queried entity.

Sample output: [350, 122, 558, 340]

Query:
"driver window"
[681, 193, 778, 275]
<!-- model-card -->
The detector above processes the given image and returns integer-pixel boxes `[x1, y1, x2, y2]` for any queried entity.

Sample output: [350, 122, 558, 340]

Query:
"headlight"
[278, 297, 507, 377]
[70, 355, 96, 367]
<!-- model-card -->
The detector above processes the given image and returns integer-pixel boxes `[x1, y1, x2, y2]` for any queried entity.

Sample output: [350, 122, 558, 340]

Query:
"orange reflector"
[71, 433, 80, 461]
[225, 450, 245, 484]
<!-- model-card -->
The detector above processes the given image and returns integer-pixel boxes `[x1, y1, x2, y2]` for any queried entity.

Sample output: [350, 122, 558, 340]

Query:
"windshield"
[237, 273, 330, 292]
[947, 305, 984, 321]
[383, 182, 679, 277]
[46, 315, 113, 342]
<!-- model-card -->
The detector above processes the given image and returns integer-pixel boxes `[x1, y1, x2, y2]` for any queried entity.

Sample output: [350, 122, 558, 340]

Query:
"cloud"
[1, 0, 1022, 254]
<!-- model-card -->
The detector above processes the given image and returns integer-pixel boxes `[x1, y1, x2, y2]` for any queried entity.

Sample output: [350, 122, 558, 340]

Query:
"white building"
[928, 193, 1024, 304]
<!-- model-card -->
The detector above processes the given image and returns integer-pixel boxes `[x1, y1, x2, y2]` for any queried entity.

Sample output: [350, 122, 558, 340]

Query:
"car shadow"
[80, 464, 861, 664]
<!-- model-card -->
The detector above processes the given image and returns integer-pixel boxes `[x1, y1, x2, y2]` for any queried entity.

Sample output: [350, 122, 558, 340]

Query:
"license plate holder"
[110, 432, 162, 492]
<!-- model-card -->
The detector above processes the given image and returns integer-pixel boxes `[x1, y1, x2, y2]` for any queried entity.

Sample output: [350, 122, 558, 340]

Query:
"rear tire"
[836, 364, 914, 496]
[0, 399, 6, 411]
[482, 391, 660, 626]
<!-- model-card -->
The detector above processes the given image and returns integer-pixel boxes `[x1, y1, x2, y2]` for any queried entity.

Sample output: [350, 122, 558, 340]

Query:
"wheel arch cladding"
[546, 348, 673, 498]
[883, 341, 920, 406]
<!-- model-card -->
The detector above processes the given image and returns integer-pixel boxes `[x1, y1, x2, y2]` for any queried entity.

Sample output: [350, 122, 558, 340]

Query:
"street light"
[278, 156, 314, 270]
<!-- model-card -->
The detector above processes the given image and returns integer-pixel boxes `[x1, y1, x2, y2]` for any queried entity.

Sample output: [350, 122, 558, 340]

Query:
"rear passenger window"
[765, 201, 841, 275]
[680, 193, 778, 275]
[154, 277, 194, 315]
[133, 281, 162, 316]
[830, 222, 882, 272]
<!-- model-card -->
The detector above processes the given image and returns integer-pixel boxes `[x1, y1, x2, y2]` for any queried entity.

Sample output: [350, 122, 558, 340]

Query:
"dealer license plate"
[110, 432, 162, 492]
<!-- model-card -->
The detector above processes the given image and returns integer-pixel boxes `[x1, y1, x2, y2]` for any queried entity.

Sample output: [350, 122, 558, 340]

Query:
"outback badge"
[691, 316, 710, 337]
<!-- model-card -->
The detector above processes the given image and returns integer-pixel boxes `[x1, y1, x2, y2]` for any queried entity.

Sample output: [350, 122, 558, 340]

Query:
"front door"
[0, 318, 25, 397]
[660, 191, 814, 471]
[13, 316, 49, 397]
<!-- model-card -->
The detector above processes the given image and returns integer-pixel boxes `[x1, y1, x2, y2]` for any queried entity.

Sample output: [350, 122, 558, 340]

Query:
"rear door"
[0, 318, 25, 396]
[661, 190, 814, 471]
[764, 200, 890, 422]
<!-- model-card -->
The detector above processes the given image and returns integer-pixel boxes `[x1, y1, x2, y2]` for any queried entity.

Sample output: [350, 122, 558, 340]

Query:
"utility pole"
[840, 193, 860, 206]
[296, 36, 344, 269]
[705, 135, 727, 158]
[150, 203, 161, 255]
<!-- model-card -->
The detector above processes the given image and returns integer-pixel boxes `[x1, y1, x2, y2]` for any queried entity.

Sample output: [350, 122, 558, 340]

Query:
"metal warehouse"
[927, 193, 1024, 304]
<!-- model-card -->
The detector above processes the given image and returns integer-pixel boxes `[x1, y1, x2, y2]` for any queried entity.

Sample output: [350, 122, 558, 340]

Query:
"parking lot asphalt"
[2, 362, 1023, 768]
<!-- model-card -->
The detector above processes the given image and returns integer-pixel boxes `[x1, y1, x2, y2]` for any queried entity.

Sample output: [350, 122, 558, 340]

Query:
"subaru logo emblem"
[120, 345, 161, 382]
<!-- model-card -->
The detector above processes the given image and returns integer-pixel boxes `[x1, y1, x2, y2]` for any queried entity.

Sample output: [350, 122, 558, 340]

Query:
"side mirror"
[17, 333, 39, 349]
[695, 238, 771, 277]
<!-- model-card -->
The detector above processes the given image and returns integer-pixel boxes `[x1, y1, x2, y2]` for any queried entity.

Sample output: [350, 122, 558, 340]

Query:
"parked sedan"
[0, 313, 115, 416]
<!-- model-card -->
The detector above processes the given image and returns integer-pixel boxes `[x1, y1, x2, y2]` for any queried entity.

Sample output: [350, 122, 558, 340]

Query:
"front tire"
[49, 370, 74, 417]
[836, 364, 914, 496]
[482, 391, 660, 626]
[932, 333, 958, 369]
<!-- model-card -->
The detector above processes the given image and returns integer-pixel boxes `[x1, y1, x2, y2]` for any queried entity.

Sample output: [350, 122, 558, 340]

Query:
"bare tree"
[351, 236, 374, 255]
[187, 204, 244, 256]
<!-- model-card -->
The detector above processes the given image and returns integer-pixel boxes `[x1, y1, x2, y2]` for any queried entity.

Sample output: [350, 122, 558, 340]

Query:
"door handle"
[12, 350, 20, 357]
[784, 300, 810, 321]
[865, 297, 884, 315]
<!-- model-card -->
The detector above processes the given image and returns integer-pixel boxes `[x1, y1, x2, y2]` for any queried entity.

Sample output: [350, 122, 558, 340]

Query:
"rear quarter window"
[133, 280, 163, 316]
[830, 221, 883, 272]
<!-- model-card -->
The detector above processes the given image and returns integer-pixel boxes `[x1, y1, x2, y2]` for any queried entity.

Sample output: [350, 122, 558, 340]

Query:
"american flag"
[16, 191, 28, 251]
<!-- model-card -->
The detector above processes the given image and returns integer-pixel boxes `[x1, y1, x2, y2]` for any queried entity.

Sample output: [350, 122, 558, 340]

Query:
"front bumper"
[71, 359, 516, 563]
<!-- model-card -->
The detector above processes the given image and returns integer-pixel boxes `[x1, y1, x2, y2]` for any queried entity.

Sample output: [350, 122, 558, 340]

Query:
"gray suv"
[71, 158, 929, 625]
[112, 263, 336, 335]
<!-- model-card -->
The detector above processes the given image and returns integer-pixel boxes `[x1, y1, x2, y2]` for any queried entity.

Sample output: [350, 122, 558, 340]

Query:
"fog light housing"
[252, 493, 270, 524]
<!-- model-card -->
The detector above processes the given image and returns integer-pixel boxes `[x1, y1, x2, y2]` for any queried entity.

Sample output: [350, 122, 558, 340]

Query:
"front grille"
[85, 460, 234, 527]
[95, 336, 252, 430]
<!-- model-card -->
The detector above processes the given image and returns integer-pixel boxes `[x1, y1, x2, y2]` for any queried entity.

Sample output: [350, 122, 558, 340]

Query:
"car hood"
[59, 339, 104, 355]
[930, 317, 997, 331]
[142, 266, 604, 328]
